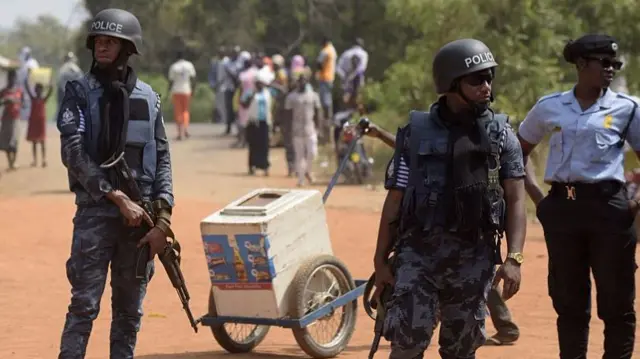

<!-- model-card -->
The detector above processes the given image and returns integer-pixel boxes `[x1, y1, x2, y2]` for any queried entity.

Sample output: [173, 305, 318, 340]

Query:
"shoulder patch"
[60, 108, 75, 126]
[57, 106, 79, 135]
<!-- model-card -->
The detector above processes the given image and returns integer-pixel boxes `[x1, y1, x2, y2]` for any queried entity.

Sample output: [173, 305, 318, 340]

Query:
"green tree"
[0, 15, 74, 67]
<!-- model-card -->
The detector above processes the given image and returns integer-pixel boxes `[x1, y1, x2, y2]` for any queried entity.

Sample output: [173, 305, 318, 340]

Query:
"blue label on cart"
[202, 233, 274, 290]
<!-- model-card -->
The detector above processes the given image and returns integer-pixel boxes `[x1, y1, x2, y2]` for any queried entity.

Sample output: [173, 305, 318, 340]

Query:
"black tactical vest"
[398, 104, 508, 237]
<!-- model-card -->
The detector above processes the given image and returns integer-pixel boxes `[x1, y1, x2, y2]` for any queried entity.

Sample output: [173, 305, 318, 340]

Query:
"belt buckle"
[565, 185, 576, 200]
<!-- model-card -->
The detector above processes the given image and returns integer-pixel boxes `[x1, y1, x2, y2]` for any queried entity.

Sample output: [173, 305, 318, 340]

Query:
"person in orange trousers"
[168, 51, 196, 140]
[172, 93, 191, 139]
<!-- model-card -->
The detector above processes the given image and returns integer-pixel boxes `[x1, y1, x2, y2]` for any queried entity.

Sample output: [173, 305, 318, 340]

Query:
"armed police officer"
[519, 34, 638, 359]
[57, 9, 174, 359]
[374, 39, 527, 359]
[369, 125, 523, 346]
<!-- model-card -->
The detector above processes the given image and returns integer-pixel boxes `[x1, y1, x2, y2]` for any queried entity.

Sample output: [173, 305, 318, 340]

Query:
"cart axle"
[197, 280, 366, 329]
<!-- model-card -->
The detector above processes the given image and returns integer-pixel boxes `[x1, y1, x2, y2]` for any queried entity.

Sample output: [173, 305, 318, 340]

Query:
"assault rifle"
[100, 153, 198, 333]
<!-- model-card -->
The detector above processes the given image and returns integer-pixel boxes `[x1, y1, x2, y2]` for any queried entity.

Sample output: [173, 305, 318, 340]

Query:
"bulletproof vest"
[72, 75, 159, 186]
[400, 104, 507, 235]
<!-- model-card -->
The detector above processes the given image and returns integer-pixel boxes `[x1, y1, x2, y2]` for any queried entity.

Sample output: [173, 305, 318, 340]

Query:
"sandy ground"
[0, 122, 637, 358]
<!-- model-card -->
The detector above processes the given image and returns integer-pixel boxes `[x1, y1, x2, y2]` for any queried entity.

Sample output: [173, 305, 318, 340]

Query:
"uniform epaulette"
[616, 92, 639, 106]
[537, 92, 562, 105]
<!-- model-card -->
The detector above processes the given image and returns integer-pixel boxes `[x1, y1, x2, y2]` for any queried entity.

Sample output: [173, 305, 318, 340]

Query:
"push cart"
[193, 118, 379, 358]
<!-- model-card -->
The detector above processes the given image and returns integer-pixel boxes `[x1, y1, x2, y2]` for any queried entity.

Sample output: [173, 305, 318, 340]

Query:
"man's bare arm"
[518, 133, 545, 205]
[503, 178, 526, 255]
[524, 160, 545, 206]
[366, 124, 396, 149]
[373, 189, 403, 266]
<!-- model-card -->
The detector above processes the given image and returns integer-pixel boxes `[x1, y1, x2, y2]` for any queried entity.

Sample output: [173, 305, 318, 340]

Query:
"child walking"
[25, 78, 52, 167]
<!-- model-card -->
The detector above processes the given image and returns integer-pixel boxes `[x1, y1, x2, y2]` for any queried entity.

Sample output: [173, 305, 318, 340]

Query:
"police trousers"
[59, 214, 155, 359]
[537, 187, 637, 359]
[383, 232, 495, 359]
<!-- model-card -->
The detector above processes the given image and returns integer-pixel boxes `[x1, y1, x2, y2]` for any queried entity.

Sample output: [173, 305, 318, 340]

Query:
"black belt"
[549, 181, 623, 200]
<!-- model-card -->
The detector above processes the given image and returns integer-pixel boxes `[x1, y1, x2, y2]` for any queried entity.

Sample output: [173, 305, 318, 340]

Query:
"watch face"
[513, 253, 524, 263]
[507, 253, 524, 264]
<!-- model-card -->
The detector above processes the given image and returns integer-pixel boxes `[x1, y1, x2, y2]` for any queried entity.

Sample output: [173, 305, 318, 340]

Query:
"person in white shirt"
[168, 51, 196, 140]
[285, 70, 322, 186]
[335, 38, 368, 80]
[17, 46, 39, 121]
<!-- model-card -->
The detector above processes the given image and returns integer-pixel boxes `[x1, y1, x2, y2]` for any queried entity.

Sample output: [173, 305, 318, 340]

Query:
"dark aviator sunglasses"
[463, 72, 493, 87]
[584, 56, 623, 70]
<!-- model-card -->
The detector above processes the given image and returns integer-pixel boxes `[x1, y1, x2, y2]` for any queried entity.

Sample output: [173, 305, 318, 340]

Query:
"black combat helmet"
[86, 9, 143, 55]
[432, 39, 498, 94]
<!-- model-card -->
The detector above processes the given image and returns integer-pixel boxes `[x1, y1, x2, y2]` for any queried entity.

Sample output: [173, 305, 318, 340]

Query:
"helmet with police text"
[432, 39, 498, 94]
[86, 9, 143, 55]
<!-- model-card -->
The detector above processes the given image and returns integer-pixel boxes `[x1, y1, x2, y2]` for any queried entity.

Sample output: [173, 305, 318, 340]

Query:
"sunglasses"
[463, 72, 493, 87]
[584, 57, 623, 70]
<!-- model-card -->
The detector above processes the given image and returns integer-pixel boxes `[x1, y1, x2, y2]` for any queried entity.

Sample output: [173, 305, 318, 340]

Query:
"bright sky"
[0, 0, 89, 29]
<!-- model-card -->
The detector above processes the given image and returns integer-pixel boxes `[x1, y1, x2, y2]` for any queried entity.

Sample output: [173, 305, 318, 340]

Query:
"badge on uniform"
[604, 114, 613, 129]
[58, 107, 78, 135]
[387, 159, 395, 179]
[61, 108, 75, 126]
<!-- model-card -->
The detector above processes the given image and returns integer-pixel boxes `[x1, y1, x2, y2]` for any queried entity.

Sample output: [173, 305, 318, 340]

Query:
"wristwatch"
[506, 252, 524, 265]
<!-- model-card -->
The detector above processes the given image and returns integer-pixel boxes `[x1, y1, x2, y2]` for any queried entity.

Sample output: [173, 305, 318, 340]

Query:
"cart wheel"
[208, 290, 270, 353]
[290, 255, 357, 358]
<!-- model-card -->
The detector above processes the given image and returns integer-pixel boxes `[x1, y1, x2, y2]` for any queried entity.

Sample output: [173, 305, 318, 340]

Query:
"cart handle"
[322, 117, 370, 204]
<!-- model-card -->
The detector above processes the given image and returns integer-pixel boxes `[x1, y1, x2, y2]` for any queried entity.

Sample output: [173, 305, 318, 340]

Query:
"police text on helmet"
[91, 21, 123, 34]
[464, 52, 495, 68]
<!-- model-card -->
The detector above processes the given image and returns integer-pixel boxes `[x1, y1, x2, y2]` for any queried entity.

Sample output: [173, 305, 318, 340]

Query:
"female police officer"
[375, 38, 526, 359]
[519, 34, 638, 359]
[56, 9, 174, 359]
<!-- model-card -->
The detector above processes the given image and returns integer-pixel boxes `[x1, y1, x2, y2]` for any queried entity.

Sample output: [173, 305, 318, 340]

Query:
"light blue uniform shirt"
[519, 88, 640, 184]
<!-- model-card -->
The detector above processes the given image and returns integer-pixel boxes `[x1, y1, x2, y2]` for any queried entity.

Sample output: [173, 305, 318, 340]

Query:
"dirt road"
[0, 123, 637, 358]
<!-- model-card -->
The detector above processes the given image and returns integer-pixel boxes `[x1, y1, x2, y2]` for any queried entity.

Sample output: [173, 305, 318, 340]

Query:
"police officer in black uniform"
[57, 9, 174, 359]
[375, 38, 526, 359]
